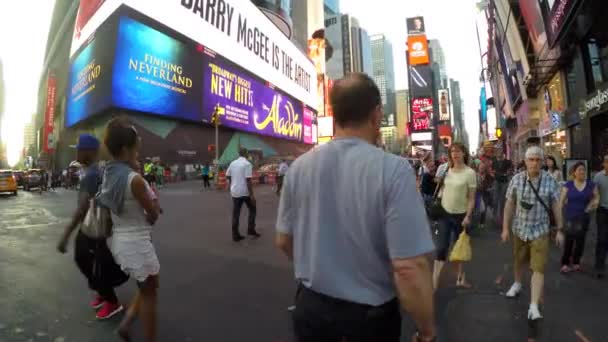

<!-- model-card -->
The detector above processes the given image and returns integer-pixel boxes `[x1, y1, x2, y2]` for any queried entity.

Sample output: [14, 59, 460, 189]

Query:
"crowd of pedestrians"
[54, 72, 608, 341]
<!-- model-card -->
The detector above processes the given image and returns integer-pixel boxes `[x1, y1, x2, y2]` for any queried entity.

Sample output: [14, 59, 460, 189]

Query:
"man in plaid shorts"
[501, 146, 564, 321]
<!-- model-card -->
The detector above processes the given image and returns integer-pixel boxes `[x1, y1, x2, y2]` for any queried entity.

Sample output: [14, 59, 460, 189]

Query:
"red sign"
[43, 73, 57, 153]
[411, 98, 433, 131]
[74, 0, 106, 39]
[324, 78, 334, 117]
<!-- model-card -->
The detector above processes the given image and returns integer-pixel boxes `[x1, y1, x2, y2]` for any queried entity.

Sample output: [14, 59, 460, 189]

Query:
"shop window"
[587, 40, 604, 87]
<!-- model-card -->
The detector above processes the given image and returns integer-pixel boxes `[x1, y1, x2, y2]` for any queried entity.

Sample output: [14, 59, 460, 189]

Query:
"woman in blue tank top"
[559, 162, 599, 273]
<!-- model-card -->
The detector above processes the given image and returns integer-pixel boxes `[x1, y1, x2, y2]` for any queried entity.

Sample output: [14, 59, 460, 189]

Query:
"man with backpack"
[57, 134, 126, 320]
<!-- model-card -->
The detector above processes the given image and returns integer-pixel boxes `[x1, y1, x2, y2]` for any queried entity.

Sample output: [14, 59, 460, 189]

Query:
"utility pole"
[211, 105, 221, 182]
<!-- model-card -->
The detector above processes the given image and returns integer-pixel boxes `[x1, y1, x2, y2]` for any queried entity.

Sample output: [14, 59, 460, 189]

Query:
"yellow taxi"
[0, 170, 18, 196]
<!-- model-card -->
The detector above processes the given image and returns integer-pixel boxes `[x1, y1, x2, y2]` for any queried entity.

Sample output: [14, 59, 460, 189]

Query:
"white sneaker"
[287, 305, 296, 312]
[528, 303, 543, 320]
[505, 282, 522, 298]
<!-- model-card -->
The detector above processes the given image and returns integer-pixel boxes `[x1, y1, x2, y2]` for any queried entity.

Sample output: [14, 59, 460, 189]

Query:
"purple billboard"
[202, 48, 314, 144]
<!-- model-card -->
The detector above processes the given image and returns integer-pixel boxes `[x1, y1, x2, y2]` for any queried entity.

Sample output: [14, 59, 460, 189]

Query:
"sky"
[341, 0, 484, 149]
[0, 1, 55, 166]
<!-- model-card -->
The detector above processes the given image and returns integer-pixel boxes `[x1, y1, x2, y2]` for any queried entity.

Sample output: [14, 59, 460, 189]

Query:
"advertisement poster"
[308, 38, 326, 117]
[112, 16, 202, 122]
[203, 51, 313, 144]
[408, 35, 429, 65]
[438, 89, 450, 122]
[411, 98, 433, 131]
[406, 17, 426, 36]
[66, 24, 114, 127]
[43, 73, 57, 153]
[409, 65, 432, 98]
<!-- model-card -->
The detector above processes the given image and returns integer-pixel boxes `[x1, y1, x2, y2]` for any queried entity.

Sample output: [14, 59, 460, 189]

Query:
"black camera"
[520, 201, 534, 210]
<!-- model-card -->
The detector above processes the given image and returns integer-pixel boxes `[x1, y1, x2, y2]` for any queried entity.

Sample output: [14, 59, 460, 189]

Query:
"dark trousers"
[232, 196, 256, 238]
[596, 208, 608, 271]
[277, 175, 284, 194]
[436, 213, 466, 261]
[293, 286, 401, 342]
[74, 231, 118, 304]
[202, 175, 210, 188]
[561, 217, 590, 266]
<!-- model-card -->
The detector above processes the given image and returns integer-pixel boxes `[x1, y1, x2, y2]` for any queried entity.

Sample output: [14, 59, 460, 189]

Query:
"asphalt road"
[1, 182, 607, 342]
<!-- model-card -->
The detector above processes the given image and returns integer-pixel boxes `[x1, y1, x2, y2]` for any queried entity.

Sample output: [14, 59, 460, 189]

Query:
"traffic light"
[211, 105, 221, 127]
[496, 128, 503, 138]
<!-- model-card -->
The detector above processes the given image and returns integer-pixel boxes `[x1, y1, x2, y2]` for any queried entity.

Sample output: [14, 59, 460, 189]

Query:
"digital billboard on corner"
[66, 8, 316, 144]
[202, 48, 313, 143]
[66, 17, 116, 127]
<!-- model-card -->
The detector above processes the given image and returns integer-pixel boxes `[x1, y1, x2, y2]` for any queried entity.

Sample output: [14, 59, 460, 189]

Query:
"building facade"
[371, 34, 396, 127]
[395, 89, 410, 151]
[483, 0, 605, 168]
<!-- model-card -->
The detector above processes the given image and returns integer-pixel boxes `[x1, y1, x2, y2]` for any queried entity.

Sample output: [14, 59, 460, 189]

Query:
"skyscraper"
[324, 14, 372, 80]
[324, 0, 339, 15]
[371, 34, 396, 126]
[395, 89, 409, 142]
[450, 78, 466, 144]
[429, 39, 448, 89]
[290, 0, 324, 52]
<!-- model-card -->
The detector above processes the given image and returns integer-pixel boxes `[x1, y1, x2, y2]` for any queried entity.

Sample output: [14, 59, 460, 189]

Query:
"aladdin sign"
[581, 84, 608, 119]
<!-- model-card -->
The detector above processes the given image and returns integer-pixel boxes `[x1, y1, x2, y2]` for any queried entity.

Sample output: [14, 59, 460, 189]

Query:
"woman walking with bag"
[432, 143, 477, 289]
[559, 162, 599, 273]
[97, 118, 161, 342]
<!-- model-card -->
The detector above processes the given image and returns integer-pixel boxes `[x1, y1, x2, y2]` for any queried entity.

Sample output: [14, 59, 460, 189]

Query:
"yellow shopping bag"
[449, 231, 472, 262]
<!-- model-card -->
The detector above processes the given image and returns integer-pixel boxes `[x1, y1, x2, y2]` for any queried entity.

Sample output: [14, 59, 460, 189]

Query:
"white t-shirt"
[226, 157, 253, 197]
[278, 162, 289, 176]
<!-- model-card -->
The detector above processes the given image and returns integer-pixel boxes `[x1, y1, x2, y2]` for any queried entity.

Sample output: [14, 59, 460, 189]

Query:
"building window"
[588, 40, 604, 88]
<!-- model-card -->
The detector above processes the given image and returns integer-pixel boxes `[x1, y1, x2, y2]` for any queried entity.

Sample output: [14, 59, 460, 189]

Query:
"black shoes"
[248, 231, 261, 238]
[233, 235, 245, 242]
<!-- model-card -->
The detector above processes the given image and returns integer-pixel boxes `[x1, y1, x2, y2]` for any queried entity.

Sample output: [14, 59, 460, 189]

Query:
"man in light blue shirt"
[593, 155, 608, 278]
[275, 73, 436, 342]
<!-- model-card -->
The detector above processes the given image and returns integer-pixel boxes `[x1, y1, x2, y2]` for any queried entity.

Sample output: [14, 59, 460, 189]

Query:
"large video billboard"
[112, 16, 202, 121]
[66, 11, 316, 144]
[202, 49, 313, 143]
[408, 35, 429, 65]
[66, 17, 116, 127]
[409, 65, 432, 98]
[411, 97, 433, 131]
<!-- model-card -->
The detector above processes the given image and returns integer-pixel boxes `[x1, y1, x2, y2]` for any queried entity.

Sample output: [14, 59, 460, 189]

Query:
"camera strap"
[528, 174, 551, 216]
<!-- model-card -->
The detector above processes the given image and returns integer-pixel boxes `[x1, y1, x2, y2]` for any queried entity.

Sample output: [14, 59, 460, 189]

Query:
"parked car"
[0, 170, 18, 196]
[13, 170, 25, 187]
[23, 169, 43, 191]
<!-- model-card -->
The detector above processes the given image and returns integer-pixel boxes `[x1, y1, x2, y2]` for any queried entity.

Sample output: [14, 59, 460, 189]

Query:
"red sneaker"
[96, 302, 124, 320]
[90, 295, 104, 309]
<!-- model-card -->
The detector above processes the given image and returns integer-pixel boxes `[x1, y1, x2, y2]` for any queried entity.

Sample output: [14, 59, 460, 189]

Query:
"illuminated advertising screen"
[438, 89, 450, 122]
[408, 35, 429, 65]
[411, 98, 433, 131]
[66, 17, 116, 127]
[409, 65, 432, 98]
[202, 49, 314, 143]
[112, 16, 202, 121]
[406, 17, 426, 35]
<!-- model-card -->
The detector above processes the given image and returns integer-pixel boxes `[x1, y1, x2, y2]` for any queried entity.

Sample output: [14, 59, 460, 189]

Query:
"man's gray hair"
[525, 146, 544, 159]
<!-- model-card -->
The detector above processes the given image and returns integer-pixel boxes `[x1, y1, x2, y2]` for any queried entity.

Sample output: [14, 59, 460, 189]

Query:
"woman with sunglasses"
[559, 162, 599, 273]
[97, 118, 161, 342]
[432, 143, 477, 289]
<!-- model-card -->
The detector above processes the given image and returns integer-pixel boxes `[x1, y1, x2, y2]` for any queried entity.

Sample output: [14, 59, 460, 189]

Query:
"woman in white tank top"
[99, 118, 160, 342]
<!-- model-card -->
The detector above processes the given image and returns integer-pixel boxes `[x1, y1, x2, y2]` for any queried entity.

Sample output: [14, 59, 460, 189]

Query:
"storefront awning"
[218, 133, 278, 167]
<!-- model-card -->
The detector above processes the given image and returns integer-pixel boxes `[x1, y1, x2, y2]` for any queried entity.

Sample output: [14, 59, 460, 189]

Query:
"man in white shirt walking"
[227, 148, 260, 242]
[276, 160, 289, 195]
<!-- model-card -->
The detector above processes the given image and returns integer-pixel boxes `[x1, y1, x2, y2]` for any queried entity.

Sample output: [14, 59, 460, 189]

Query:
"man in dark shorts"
[57, 134, 126, 320]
